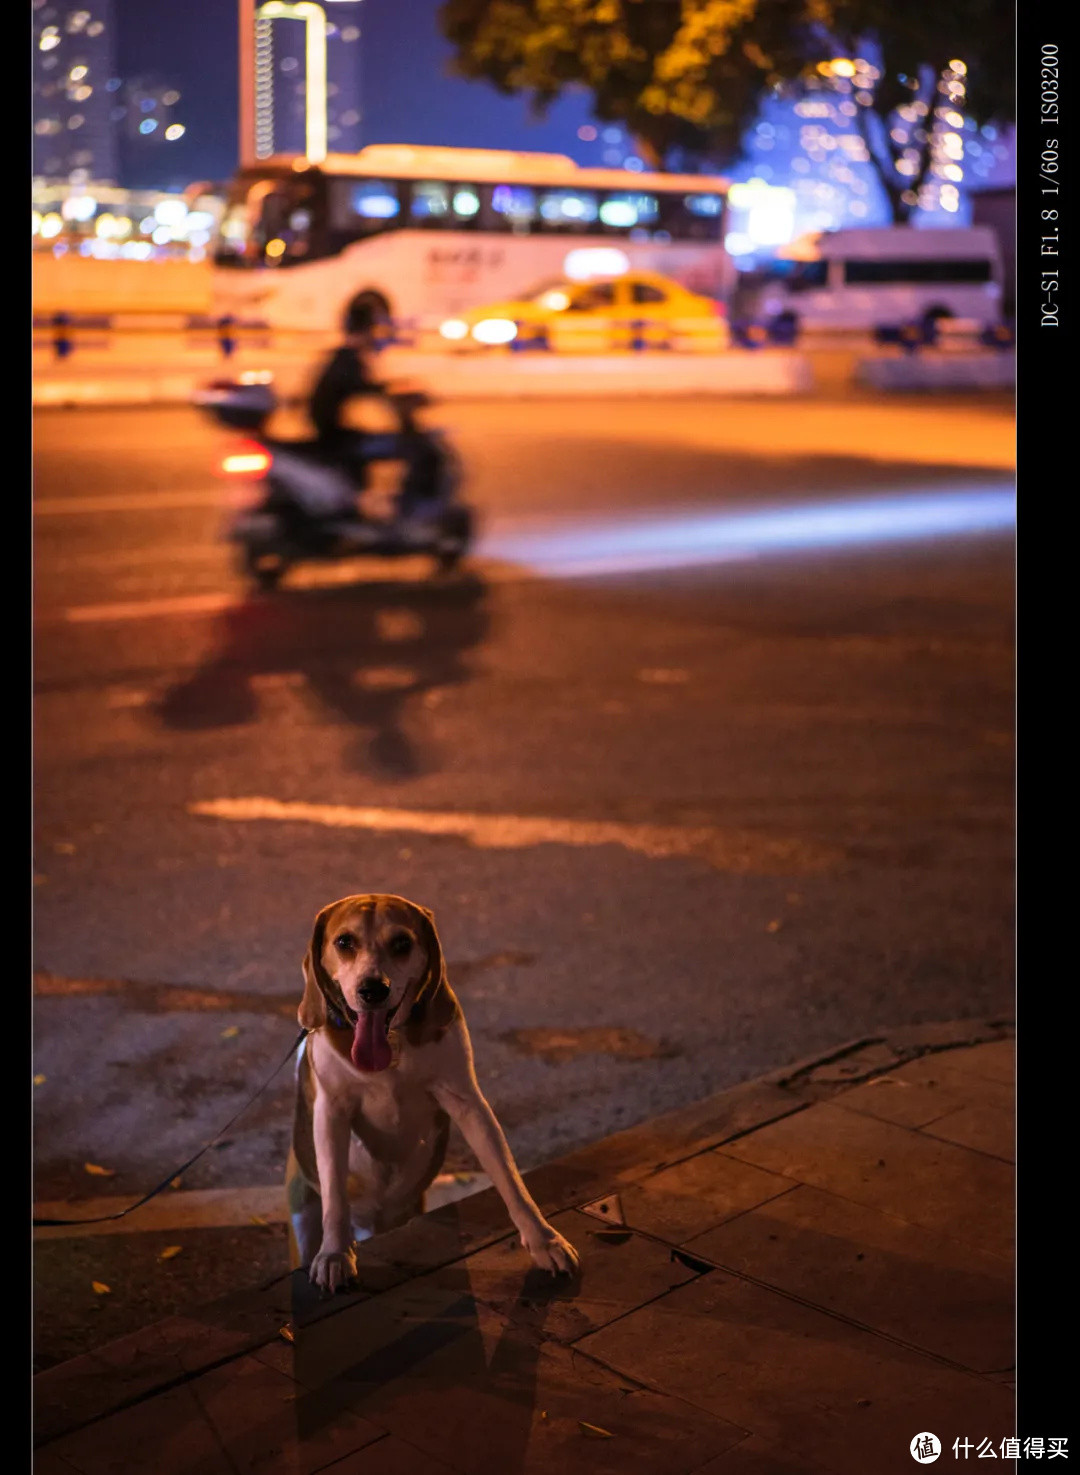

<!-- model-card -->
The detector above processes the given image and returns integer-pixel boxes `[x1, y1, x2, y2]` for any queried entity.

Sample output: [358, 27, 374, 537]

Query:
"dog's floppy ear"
[402, 903, 460, 1047]
[299, 902, 338, 1030]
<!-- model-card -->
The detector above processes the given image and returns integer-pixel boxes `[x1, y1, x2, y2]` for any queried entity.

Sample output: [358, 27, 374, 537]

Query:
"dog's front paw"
[309, 1245, 358, 1293]
[520, 1222, 580, 1276]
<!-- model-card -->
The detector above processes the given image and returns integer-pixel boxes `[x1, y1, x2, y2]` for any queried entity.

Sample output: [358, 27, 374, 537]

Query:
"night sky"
[112, 0, 1014, 238]
[115, 0, 597, 190]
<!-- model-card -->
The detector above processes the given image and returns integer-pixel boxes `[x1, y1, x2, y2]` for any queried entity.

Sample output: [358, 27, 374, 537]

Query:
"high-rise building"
[254, 0, 362, 160]
[32, 0, 119, 184]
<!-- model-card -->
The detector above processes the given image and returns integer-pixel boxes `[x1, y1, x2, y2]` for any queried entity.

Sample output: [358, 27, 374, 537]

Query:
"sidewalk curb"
[33, 1014, 1013, 1448]
[32, 350, 815, 407]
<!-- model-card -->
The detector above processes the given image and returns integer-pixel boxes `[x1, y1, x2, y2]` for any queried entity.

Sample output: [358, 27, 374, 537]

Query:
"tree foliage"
[439, 0, 814, 168]
[439, 0, 1013, 217]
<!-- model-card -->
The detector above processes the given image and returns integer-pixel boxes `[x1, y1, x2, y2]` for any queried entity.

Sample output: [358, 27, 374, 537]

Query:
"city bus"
[211, 144, 733, 334]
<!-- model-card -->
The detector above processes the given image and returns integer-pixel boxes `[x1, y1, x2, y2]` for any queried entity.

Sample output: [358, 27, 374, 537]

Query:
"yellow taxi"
[438, 269, 729, 353]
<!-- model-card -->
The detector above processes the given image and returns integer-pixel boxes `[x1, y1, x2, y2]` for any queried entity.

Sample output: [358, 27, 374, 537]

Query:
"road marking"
[63, 591, 239, 623]
[33, 1173, 491, 1240]
[189, 796, 838, 874]
[34, 489, 223, 516]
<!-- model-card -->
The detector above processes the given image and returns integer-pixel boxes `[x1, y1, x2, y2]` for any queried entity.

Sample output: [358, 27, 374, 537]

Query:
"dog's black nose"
[358, 975, 390, 1005]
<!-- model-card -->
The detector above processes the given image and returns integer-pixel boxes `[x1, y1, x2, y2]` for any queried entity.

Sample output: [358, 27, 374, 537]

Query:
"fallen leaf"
[249, 1214, 268, 1226]
[170, 1177, 183, 1189]
[539, 1411, 548, 1421]
[278, 1324, 295, 1344]
[54, 841, 77, 855]
[766, 919, 782, 933]
[221, 1026, 240, 1039]
[91, 1281, 111, 1295]
[578, 1421, 614, 1440]
[158, 1245, 183, 1261]
[84, 1162, 115, 1178]
[33, 1074, 46, 1086]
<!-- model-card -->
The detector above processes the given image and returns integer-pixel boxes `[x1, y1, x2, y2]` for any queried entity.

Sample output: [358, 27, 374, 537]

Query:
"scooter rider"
[308, 295, 446, 522]
[308, 293, 389, 484]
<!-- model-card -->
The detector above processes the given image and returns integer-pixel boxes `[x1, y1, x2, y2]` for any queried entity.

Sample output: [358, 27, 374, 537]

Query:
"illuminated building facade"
[32, 0, 119, 183]
[254, 0, 362, 161]
[723, 53, 1016, 263]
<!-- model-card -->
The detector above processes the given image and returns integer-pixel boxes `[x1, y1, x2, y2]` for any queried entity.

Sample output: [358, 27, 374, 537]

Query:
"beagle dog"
[286, 893, 579, 1291]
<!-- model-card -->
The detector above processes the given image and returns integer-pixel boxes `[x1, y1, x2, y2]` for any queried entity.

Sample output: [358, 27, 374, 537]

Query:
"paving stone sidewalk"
[33, 1019, 1015, 1475]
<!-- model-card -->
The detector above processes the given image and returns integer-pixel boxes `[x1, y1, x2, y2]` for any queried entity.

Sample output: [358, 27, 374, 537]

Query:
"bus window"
[330, 178, 401, 236]
[631, 281, 667, 304]
[490, 184, 536, 232]
[538, 189, 598, 230]
[410, 181, 449, 224]
[451, 186, 482, 221]
[660, 192, 724, 241]
[599, 193, 659, 231]
[250, 179, 317, 266]
[843, 259, 993, 284]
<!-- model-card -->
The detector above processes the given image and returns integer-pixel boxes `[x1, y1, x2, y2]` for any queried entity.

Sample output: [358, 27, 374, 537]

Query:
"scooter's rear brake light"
[221, 440, 271, 477]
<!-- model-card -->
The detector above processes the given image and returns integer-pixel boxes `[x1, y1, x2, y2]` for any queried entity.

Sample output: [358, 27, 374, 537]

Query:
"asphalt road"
[32, 391, 1014, 1368]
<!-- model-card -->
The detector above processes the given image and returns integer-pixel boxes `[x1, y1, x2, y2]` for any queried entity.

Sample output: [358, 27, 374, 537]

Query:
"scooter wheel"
[238, 545, 291, 591]
[431, 507, 473, 574]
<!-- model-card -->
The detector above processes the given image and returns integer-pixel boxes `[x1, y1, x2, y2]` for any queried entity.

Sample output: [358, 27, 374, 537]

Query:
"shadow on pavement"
[154, 572, 491, 778]
[280, 1211, 578, 1470]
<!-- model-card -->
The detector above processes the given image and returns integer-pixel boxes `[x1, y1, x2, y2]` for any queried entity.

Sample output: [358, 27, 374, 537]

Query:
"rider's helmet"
[343, 292, 390, 338]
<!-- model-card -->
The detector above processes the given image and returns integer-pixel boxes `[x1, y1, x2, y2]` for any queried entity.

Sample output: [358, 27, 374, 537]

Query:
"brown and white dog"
[286, 892, 579, 1290]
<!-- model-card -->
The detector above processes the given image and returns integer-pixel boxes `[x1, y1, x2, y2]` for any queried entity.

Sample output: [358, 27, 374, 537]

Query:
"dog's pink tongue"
[351, 1009, 392, 1073]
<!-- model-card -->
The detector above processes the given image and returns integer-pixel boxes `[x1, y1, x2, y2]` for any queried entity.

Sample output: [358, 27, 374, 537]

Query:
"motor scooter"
[194, 376, 475, 590]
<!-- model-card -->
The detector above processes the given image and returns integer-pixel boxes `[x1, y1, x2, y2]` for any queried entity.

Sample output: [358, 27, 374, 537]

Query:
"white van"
[735, 226, 1004, 332]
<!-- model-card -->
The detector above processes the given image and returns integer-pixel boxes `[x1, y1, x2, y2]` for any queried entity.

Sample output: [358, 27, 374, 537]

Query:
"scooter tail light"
[220, 439, 272, 478]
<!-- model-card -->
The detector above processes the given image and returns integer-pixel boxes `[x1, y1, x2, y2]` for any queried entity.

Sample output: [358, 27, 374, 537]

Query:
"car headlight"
[439, 319, 469, 341]
[471, 318, 518, 345]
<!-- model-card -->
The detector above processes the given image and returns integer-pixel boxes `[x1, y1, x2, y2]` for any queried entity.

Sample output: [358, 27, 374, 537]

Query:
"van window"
[765, 259, 827, 290]
[843, 259, 993, 284]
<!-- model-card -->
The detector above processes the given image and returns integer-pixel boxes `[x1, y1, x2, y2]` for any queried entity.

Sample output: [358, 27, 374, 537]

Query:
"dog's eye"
[388, 933, 412, 957]
[334, 933, 356, 953]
